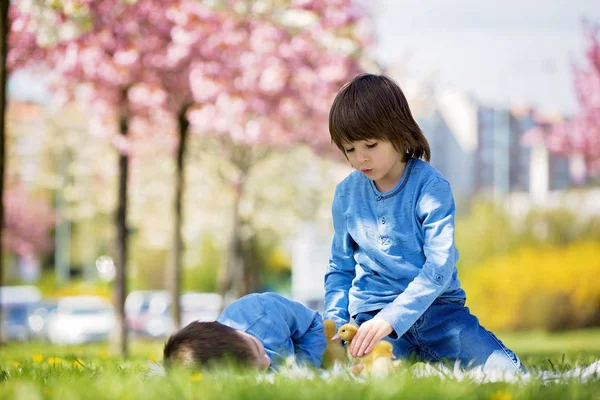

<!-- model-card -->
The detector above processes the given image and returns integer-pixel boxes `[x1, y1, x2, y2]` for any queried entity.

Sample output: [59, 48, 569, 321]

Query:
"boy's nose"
[356, 151, 369, 163]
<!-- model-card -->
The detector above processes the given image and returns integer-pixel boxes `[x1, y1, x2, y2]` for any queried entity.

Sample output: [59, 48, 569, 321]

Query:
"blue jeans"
[353, 298, 526, 373]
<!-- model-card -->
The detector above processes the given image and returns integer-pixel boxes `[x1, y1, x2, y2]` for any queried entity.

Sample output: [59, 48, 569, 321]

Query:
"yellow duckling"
[322, 320, 347, 369]
[366, 341, 396, 377]
[338, 324, 394, 364]
[336, 323, 360, 364]
[336, 323, 396, 369]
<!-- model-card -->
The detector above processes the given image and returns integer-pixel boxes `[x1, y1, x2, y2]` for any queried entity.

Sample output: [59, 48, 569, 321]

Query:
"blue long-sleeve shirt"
[324, 158, 466, 338]
[217, 292, 326, 369]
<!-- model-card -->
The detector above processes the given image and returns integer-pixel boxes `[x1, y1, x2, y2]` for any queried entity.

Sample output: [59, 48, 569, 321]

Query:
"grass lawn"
[1, 329, 599, 400]
[500, 328, 600, 368]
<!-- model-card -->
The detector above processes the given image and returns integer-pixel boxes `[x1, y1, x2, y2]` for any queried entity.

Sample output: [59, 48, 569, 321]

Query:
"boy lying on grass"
[163, 292, 326, 370]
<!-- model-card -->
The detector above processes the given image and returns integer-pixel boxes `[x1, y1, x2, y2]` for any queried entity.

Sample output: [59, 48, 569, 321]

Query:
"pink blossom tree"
[3, 185, 55, 259]
[525, 22, 600, 178]
[127, 2, 229, 329]
[181, 0, 372, 296]
[8, 0, 188, 354]
[8, 1, 373, 340]
[9, 0, 247, 339]
[116, 0, 373, 314]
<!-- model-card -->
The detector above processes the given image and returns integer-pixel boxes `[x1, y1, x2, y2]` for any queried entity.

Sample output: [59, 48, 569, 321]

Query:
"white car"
[0, 285, 42, 341]
[47, 296, 116, 345]
[125, 290, 224, 337]
[125, 290, 174, 338]
[180, 292, 223, 327]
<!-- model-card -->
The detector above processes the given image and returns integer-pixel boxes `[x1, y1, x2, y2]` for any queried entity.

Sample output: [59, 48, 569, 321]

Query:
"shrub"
[461, 241, 600, 331]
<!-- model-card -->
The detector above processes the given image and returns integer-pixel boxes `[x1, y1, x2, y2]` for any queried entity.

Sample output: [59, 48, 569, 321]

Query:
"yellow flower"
[191, 372, 203, 382]
[490, 391, 512, 400]
[47, 357, 62, 366]
[148, 354, 158, 362]
[72, 359, 84, 368]
[32, 354, 44, 363]
[11, 361, 21, 368]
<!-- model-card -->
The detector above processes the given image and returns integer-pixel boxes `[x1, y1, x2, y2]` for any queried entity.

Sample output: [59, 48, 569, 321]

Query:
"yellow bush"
[461, 241, 600, 331]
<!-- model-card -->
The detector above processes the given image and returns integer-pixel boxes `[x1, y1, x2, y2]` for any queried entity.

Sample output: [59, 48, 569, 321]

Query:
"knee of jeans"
[483, 349, 525, 374]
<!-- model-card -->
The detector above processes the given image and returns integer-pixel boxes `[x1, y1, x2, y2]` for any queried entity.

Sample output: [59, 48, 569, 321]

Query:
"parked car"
[180, 292, 222, 327]
[0, 285, 42, 341]
[27, 300, 58, 341]
[46, 296, 115, 345]
[125, 290, 224, 337]
[125, 290, 173, 338]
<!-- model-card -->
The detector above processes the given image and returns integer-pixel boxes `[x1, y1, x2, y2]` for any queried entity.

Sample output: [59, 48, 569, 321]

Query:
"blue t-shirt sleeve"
[377, 177, 458, 338]
[324, 185, 356, 329]
[290, 312, 326, 369]
[261, 294, 326, 368]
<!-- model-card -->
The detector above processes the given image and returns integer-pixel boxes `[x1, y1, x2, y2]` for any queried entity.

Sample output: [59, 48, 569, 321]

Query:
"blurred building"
[417, 88, 478, 203]
[417, 88, 577, 206]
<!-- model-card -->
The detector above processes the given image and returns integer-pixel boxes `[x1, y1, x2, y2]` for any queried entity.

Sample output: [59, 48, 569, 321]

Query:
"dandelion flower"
[11, 361, 21, 368]
[490, 391, 512, 400]
[32, 354, 43, 363]
[47, 357, 62, 366]
[191, 372, 203, 382]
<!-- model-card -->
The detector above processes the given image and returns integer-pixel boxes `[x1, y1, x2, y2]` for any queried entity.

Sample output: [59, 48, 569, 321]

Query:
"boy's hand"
[350, 317, 393, 358]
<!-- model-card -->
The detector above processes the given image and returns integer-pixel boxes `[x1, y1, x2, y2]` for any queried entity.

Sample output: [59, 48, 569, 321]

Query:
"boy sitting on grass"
[163, 292, 326, 370]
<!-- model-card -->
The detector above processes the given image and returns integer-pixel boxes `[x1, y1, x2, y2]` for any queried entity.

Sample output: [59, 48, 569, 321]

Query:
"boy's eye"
[344, 148, 355, 153]
[366, 142, 378, 148]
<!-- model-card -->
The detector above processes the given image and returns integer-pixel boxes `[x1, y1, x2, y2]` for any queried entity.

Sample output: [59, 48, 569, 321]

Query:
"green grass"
[500, 328, 600, 369]
[1, 330, 600, 400]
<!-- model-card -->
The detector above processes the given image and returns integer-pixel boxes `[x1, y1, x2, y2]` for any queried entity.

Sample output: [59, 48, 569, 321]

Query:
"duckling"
[336, 324, 395, 365]
[350, 342, 397, 376]
[369, 340, 394, 361]
[366, 341, 396, 377]
[337, 323, 397, 375]
[322, 319, 347, 369]
[336, 323, 360, 364]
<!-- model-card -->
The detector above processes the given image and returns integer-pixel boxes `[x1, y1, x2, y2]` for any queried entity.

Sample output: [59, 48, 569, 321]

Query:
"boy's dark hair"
[163, 321, 255, 369]
[329, 73, 431, 162]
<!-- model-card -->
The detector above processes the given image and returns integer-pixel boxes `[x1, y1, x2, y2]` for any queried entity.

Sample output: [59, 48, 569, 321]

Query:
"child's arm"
[352, 177, 457, 356]
[324, 186, 356, 329]
[378, 177, 456, 334]
[264, 294, 327, 368]
[291, 313, 326, 368]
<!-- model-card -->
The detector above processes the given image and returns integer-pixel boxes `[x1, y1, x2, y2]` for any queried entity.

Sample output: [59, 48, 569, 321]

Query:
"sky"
[372, 0, 600, 115]
[9, 0, 600, 115]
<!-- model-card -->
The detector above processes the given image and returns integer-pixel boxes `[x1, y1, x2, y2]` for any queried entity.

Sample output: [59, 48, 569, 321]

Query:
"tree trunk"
[241, 231, 261, 294]
[0, 0, 10, 345]
[218, 175, 246, 301]
[167, 107, 189, 330]
[218, 173, 263, 299]
[114, 100, 129, 357]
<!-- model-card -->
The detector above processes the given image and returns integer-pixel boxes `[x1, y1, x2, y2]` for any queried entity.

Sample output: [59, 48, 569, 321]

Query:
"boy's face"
[342, 139, 405, 190]
[238, 331, 271, 370]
